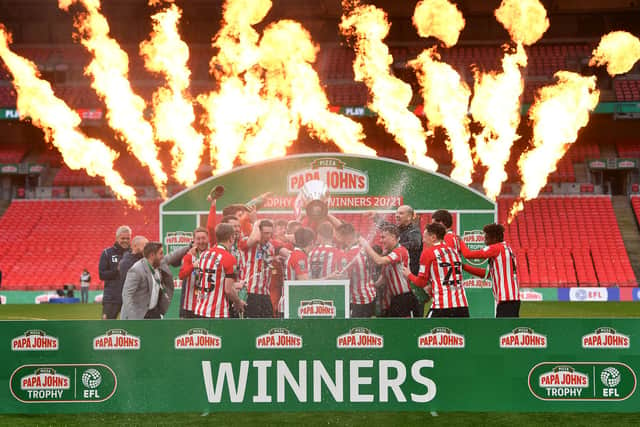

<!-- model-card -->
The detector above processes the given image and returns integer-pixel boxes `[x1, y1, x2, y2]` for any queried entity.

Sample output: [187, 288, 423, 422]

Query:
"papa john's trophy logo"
[582, 327, 630, 349]
[298, 299, 336, 318]
[93, 329, 140, 350]
[538, 365, 589, 398]
[12, 330, 59, 351]
[418, 327, 465, 348]
[175, 328, 222, 349]
[500, 327, 547, 348]
[287, 158, 368, 194]
[461, 230, 492, 288]
[256, 328, 302, 349]
[337, 327, 383, 348]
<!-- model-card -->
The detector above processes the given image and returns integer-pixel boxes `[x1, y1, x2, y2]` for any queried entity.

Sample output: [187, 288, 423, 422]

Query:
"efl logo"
[418, 327, 465, 348]
[499, 327, 547, 348]
[462, 231, 486, 266]
[287, 158, 368, 194]
[175, 328, 222, 350]
[337, 327, 383, 348]
[298, 299, 336, 318]
[256, 328, 302, 349]
[582, 327, 630, 349]
[12, 330, 59, 351]
[570, 288, 607, 302]
[93, 329, 140, 350]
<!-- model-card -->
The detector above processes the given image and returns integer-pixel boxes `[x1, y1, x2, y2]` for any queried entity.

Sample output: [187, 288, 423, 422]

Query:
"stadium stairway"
[612, 195, 640, 283]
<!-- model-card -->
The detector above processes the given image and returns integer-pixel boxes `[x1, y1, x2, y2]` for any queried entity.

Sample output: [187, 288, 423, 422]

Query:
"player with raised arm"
[460, 223, 521, 318]
[403, 223, 469, 317]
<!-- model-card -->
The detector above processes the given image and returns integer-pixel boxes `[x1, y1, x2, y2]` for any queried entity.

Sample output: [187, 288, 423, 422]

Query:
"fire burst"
[0, 0, 636, 212]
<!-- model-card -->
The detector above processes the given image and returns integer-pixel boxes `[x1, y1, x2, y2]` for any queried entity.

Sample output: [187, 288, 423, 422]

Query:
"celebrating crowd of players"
[99, 187, 521, 320]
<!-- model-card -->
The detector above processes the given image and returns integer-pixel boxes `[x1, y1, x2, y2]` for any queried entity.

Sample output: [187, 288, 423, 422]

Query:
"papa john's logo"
[93, 329, 140, 350]
[174, 328, 222, 350]
[337, 327, 383, 348]
[500, 327, 547, 348]
[418, 327, 465, 348]
[256, 328, 303, 349]
[462, 230, 487, 267]
[582, 327, 630, 349]
[12, 330, 59, 351]
[287, 158, 368, 194]
[298, 299, 336, 318]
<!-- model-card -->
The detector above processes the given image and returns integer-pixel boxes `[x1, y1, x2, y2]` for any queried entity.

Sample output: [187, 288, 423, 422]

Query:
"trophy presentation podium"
[283, 280, 350, 319]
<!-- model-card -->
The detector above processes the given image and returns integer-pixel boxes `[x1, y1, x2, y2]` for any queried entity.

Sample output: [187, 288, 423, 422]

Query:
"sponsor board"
[529, 362, 637, 401]
[0, 295, 6, 304]
[462, 278, 492, 288]
[569, 288, 608, 302]
[93, 329, 140, 350]
[175, 328, 221, 349]
[462, 231, 486, 266]
[298, 299, 336, 318]
[164, 231, 193, 253]
[12, 330, 58, 351]
[256, 328, 302, 349]
[337, 327, 383, 348]
[418, 327, 465, 348]
[10, 364, 117, 403]
[499, 327, 547, 348]
[35, 293, 57, 304]
[287, 158, 368, 194]
[93, 293, 103, 303]
[519, 289, 543, 301]
[582, 327, 630, 349]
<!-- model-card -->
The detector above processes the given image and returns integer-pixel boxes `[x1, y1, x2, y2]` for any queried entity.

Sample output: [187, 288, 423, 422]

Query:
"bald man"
[395, 205, 427, 317]
[119, 235, 149, 291]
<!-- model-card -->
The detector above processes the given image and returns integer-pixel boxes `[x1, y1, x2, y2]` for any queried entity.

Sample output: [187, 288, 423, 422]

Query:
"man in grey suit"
[121, 242, 188, 320]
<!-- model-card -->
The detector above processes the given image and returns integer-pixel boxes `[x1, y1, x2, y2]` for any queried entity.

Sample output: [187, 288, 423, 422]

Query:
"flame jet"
[470, 0, 549, 200]
[340, 1, 437, 171]
[410, 0, 473, 184]
[140, 2, 204, 187]
[509, 72, 599, 221]
[59, 0, 167, 195]
[0, 27, 136, 204]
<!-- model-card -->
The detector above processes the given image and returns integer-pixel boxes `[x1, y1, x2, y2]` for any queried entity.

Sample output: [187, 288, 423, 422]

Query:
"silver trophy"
[297, 179, 330, 221]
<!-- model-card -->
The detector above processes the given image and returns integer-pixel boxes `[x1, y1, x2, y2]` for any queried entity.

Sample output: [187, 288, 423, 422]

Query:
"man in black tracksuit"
[99, 226, 131, 319]
[395, 206, 426, 317]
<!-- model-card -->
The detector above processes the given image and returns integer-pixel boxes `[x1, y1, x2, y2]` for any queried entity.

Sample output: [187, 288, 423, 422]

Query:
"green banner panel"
[1, 319, 638, 414]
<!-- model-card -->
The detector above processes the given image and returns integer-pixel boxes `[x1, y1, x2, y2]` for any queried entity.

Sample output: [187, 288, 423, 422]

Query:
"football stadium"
[0, 0, 640, 425]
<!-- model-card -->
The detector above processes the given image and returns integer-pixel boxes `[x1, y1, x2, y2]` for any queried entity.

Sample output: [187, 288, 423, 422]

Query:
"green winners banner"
[1, 319, 638, 413]
[160, 154, 497, 316]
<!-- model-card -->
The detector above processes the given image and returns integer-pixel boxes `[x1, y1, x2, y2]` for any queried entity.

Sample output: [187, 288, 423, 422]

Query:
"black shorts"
[351, 302, 376, 318]
[389, 292, 418, 318]
[179, 309, 196, 319]
[102, 302, 121, 319]
[496, 300, 521, 318]
[246, 293, 273, 318]
[428, 307, 470, 318]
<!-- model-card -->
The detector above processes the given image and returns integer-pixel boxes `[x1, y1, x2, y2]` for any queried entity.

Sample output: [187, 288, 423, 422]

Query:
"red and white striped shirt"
[462, 242, 519, 302]
[194, 244, 237, 318]
[444, 230, 462, 253]
[309, 244, 345, 279]
[239, 238, 275, 295]
[178, 252, 202, 312]
[286, 248, 309, 281]
[382, 245, 412, 296]
[344, 244, 376, 304]
[409, 242, 468, 309]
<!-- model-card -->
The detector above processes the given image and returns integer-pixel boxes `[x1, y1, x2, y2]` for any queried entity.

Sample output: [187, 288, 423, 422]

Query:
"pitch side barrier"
[1, 318, 638, 413]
